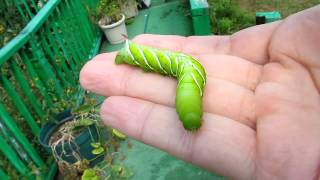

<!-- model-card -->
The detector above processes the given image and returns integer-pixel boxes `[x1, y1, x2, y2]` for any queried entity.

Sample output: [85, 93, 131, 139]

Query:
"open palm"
[80, 6, 320, 180]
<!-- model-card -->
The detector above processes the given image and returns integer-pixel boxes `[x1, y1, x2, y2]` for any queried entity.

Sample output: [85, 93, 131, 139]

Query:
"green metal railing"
[0, 0, 102, 179]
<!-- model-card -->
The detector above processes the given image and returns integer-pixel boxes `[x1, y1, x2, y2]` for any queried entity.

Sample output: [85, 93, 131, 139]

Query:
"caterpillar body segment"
[115, 40, 206, 131]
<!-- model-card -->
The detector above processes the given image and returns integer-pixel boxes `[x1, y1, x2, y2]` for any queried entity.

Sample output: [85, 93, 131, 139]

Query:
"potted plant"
[39, 101, 107, 174]
[96, 0, 128, 44]
[120, 0, 138, 19]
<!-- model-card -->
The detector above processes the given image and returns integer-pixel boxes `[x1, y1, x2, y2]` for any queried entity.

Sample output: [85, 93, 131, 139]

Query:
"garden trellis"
[0, 0, 101, 178]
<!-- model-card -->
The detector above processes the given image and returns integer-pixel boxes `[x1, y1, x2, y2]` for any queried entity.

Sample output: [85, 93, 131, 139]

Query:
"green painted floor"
[101, 0, 193, 52]
[117, 139, 225, 180]
[99, 1, 226, 179]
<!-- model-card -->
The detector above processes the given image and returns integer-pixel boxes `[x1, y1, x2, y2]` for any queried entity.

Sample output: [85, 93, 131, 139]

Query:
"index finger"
[133, 21, 280, 65]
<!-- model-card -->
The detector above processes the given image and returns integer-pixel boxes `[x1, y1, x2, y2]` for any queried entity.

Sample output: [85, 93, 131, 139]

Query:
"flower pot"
[39, 110, 104, 167]
[99, 14, 127, 44]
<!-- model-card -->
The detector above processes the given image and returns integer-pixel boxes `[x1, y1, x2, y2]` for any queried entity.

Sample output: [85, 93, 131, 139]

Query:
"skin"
[80, 6, 320, 180]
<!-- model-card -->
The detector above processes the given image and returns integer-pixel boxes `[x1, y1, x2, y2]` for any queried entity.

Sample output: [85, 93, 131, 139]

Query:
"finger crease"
[176, 130, 197, 163]
[120, 68, 136, 96]
[246, 63, 255, 90]
[138, 102, 155, 141]
[224, 35, 233, 55]
[185, 135, 197, 164]
[239, 91, 255, 128]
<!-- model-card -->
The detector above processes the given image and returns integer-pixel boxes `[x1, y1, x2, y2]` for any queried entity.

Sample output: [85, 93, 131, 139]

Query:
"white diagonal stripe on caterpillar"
[126, 41, 140, 65]
[174, 55, 179, 76]
[177, 72, 186, 87]
[191, 63, 206, 86]
[163, 52, 173, 75]
[137, 45, 154, 70]
[191, 73, 203, 96]
[178, 60, 185, 77]
[148, 48, 167, 74]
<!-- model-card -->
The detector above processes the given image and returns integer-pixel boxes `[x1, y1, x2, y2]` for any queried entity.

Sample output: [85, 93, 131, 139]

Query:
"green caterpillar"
[115, 40, 206, 131]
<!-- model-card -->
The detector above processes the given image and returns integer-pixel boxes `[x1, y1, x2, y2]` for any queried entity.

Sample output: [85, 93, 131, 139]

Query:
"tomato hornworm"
[115, 40, 206, 131]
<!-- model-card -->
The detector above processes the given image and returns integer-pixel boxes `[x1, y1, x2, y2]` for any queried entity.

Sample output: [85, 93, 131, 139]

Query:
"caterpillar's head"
[115, 40, 136, 66]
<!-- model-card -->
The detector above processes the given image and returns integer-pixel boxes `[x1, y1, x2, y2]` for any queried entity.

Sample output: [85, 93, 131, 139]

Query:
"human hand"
[80, 6, 320, 180]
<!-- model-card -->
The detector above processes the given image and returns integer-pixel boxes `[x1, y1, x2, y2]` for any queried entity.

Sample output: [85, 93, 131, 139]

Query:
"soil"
[100, 15, 122, 26]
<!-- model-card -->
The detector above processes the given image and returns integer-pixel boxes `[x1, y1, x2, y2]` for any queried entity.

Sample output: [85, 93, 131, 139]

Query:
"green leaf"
[111, 164, 122, 173]
[72, 104, 94, 114]
[90, 142, 101, 148]
[92, 147, 105, 155]
[112, 129, 126, 139]
[78, 119, 94, 126]
[72, 119, 94, 132]
[111, 164, 133, 178]
[81, 169, 99, 180]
